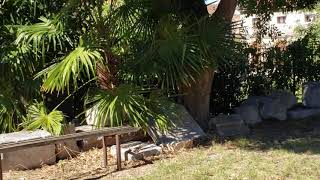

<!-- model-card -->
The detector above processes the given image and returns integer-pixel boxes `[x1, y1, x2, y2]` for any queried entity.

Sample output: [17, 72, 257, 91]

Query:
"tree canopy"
[0, 0, 319, 133]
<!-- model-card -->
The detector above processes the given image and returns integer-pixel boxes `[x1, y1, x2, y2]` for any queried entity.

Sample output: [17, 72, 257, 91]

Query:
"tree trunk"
[182, 69, 214, 130]
[182, 0, 237, 130]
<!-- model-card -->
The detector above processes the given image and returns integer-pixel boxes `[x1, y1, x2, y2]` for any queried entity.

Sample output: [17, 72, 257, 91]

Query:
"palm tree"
[1, 0, 245, 132]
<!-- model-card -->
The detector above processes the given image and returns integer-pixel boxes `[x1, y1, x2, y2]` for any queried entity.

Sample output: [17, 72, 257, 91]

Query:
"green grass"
[124, 137, 320, 180]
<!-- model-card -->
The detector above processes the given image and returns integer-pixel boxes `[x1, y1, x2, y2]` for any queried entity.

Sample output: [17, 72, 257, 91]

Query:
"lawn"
[124, 139, 320, 180]
[120, 118, 320, 180]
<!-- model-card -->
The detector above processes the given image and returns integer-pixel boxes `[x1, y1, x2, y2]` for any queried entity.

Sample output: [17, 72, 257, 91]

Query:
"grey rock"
[210, 114, 249, 137]
[147, 104, 205, 151]
[269, 90, 297, 109]
[110, 141, 162, 161]
[260, 97, 287, 121]
[242, 96, 270, 107]
[0, 130, 56, 171]
[243, 95, 289, 121]
[287, 108, 320, 120]
[303, 82, 320, 108]
[235, 105, 262, 125]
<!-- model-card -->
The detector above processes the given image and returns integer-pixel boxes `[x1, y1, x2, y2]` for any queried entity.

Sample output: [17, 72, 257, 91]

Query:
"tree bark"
[182, 0, 237, 130]
[182, 69, 214, 130]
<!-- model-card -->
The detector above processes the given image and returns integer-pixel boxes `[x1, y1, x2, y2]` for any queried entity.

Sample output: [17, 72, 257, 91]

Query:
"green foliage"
[3, 0, 318, 132]
[15, 17, 69, 53]
[212, 25, 320, 114]
[0, 95, 22, 133]
[38, 43, 102, 93]
[22, 102, 64, 135]
[85, 85, 173, 132]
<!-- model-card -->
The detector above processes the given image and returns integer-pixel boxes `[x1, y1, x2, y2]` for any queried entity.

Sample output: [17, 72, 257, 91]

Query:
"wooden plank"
[0, 126, 140, 153]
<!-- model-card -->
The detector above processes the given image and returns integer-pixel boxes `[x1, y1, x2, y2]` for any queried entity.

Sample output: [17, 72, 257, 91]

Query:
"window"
[305, 15, 315, 22]
[277, 16, 286, 24]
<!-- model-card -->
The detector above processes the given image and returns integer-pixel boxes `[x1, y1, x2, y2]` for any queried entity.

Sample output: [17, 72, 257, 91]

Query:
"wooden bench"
[0, 126, 140, 180]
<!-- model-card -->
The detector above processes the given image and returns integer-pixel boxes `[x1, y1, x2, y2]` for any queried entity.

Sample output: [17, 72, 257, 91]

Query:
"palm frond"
[15, 17, 70, 53]
[0, 95, 20, 133]
[21, 101, 64, 135]
[85, 85, 173, 132]
[37, 44, 102, 93]
[126, 18, 206, 90]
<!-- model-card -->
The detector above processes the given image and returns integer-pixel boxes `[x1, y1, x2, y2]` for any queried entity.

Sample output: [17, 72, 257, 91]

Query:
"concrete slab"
[110, 141, 161, 161]
[0, 130, 56, 171]
[147, 104, 206, 151]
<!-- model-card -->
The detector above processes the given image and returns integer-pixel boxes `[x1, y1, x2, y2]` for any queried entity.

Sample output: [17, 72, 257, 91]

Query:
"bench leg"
[102, 136, 108, 168]
[0, 153, 3, 180]
[116, 135, 121, 170]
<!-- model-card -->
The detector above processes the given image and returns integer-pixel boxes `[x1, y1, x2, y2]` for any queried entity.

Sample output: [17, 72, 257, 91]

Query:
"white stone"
[0, 130, 56, 171]
[85, 107, 98, 126]
[110, 141, 162, 161]
[303, 82, 320, 108]
[147, 104, 205, 151]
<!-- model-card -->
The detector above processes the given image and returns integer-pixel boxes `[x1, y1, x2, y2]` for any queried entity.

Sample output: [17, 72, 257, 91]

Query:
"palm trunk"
[182, 69, 214, 130]
[182, 0, 237, 130]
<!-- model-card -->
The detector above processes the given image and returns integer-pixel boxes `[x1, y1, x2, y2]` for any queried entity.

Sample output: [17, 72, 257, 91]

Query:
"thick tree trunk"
[182, 0, 237, 130]
[182, 69, 214, 130]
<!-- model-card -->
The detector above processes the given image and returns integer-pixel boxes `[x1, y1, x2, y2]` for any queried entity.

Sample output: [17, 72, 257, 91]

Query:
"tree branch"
[214, 0, 238, 22]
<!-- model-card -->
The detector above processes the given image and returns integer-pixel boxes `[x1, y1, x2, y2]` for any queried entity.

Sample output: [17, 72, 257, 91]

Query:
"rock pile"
[210, 81, 320, 137]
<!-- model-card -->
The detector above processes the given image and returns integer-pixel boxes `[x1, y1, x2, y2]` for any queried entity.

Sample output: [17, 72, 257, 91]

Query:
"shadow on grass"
[212, 117, 320, 154]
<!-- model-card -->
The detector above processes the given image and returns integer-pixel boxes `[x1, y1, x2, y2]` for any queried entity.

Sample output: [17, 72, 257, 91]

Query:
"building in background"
[207, 3, 317, 45]
[242, 11, 317, 44]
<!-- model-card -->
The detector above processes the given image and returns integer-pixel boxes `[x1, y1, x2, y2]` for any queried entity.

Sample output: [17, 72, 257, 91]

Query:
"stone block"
[0, 130, 56, 171]
[210, 114, 249, 137]
[147, 104, 205, 151]
[110, 141, 161, 161]
[269, 90, 297, 109]
[287, 108, 320, 120]
[235, 105, 262, 125]
[303, 82, 320, 108]
[56, 124, 80, 160]
[260, 97, 287, 121]
[243, 95, 288, 121]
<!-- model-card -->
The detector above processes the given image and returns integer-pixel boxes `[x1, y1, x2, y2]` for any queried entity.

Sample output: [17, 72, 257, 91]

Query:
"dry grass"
[3, 147, 167, 180]
[6, 138, 320, 180]
[126, 140, 320, 180]
[5, 118, 320, 180]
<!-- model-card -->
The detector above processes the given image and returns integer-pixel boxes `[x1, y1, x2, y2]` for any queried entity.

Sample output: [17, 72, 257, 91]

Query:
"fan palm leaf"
[37, 43, 102, 93]
[21, 102, 64, 135]
[85, 84, 172, 132]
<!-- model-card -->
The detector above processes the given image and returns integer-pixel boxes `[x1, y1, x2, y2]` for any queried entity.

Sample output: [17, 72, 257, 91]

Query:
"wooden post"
[0, 153, 3, 180]
[102, 136, 108, 168]
[115, 135, 121, 170]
